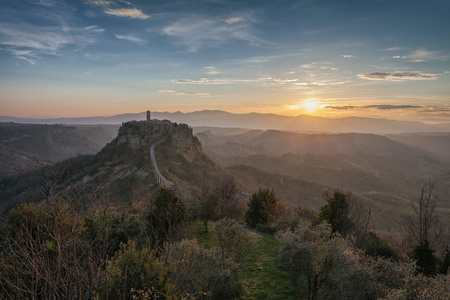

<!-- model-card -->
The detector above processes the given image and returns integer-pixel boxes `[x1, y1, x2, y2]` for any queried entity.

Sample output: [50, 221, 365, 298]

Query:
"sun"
[303, 99, 318, 112]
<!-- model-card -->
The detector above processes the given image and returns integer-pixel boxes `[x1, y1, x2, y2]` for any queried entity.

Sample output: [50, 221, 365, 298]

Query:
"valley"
[194, 128, 450, 234]
[1, 118, 449, 299]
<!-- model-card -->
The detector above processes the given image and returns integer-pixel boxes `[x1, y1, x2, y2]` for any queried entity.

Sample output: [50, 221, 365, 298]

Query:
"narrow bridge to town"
[150, 139, 173, 188]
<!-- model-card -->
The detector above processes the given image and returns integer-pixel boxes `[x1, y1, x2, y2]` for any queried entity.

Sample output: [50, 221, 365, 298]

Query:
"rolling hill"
[0, 120, 227, 212]
[0, 123, 118, 178]
[195, 128, 450, 233]
[2, 110, 450, 133]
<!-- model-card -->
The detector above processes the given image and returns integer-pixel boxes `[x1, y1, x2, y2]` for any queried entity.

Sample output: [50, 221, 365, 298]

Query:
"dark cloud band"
[358, 72, 439, 81]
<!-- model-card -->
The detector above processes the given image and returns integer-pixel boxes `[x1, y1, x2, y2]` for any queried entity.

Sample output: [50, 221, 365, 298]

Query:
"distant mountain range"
[2, 110, 450, 133]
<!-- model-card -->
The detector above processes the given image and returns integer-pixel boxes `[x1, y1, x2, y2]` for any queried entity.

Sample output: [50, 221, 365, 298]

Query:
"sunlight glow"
[303, 99, 318, 112]
[286, 99, 322, 114]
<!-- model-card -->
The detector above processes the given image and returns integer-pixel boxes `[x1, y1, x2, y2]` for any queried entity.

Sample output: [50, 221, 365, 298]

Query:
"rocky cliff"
[117, 120, 201, 149]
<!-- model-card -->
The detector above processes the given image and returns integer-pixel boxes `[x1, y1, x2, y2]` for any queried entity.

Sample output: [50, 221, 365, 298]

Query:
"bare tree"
[403, 179, 442, 247]
[217, 175, 246, 220]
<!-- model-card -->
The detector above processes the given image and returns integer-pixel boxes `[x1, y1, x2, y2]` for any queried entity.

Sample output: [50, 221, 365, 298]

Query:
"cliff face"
[117, 119, 201, 150]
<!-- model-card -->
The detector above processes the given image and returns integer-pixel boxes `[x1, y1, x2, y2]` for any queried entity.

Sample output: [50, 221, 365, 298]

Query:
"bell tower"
[146, 110, 150, 121]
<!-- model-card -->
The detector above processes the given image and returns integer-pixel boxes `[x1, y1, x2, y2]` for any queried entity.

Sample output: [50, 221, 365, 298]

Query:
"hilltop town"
[117, 111, 201, 150]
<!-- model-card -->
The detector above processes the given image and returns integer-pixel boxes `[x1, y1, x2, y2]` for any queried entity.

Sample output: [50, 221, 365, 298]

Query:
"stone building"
[117, 118, 201, 149]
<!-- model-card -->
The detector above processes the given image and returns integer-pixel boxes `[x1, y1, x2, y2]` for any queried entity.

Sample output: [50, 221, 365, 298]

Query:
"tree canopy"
[318, 191, 352, 234]
[245, 188, 279, 228]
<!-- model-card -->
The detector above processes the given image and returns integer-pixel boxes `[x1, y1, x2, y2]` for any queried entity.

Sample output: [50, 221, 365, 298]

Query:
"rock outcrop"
[117, 119, 201, 149]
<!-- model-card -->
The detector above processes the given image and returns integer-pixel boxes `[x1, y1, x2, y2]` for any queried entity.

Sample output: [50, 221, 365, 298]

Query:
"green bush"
[163, 239, 243, 299]
[245, 188, 279, 228]
[104, 241, 174, 300]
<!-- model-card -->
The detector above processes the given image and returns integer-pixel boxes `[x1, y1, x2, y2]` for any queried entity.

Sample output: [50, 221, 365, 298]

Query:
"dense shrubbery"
[1, 183, 448, 299]
[162, 239, 243, 299]
[277, 219, 450, 300]
[0, 185, 251, 299]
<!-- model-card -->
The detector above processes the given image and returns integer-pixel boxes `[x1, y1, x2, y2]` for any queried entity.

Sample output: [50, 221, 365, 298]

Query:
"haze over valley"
[1, 0, 449, 298]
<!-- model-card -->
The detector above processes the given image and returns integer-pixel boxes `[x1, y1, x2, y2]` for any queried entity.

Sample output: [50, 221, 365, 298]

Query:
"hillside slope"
[196, 129, 450, 233]
[0, 120, 227, 211]
[0, 123, 118, 178]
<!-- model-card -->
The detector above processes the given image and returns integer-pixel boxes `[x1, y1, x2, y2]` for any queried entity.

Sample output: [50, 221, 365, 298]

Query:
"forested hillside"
[1, 123, 449, 299]
[196, 129, 450, 234]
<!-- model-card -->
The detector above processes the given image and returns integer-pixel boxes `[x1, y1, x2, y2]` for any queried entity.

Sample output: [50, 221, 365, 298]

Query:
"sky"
[1, 0, 449, 123]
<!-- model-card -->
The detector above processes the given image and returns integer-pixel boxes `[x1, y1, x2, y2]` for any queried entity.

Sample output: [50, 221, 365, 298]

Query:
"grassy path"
[191, 221, 297, 299]
[239, 232, 297, 300]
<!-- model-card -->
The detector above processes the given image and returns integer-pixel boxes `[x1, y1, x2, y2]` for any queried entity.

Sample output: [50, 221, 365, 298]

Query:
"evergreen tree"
[147, 188, 187, 249]
[245, 188, 279, 228]
[411, 240, 437, 276]
[318, 191, 352, 234]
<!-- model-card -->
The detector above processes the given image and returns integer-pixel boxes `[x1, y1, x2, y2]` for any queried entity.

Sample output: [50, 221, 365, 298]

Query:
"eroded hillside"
[195, 128, 450, 234]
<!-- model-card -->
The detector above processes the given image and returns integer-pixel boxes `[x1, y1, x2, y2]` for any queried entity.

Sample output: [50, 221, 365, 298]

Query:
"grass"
[190, 220, 297, 299]
[239, 232, 297, 300]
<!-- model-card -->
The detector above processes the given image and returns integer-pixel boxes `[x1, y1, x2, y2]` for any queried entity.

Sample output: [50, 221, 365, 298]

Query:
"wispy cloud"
[407, 49, 438, 62]
[173, 78, 230, 85]
[33, 0, 59, 7]
[86, 0, 150, 19]
[173, 77, 260, 85]
[379, 47, 406, 51]
[341, 54, 354, 58]
[114, 33, 144, 44]
[0, 23, 98, 61]
[419, 105, 450, 113]
[224, 17, 244, 24]
[273, 78, 298, 83]
[358, 71, 439, 81]
[161, 13, 263, 51]
[16, 56, 36, 65]
[158, 89, 226, 97]
[365, 105, 422, 110]
[85, 25, 105, 33]
[323, 104, 422, 110]
[205, 66, 221, 74]
[85, 0, 115, 6]
[105, 8, 150, 19]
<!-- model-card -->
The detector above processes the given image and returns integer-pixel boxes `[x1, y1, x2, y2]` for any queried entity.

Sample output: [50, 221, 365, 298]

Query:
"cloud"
[273, 78, 298, 83]
[341, 54, 354, 58]
[205, 66, 220, 74]
[158, 89, 226, 97]
[323, 105, 356, 110]
[174, 78, 230, 84]
[33, 0, 58, 7]
[419, 105, 450, 113]
[105, 8, 150, 19]
[114, 34, 144, 43]
[407, 49, 437, 62]
[0, 23, 98, 61]
[300, 62, 339, 71]
[365, 105, 422, 110]
[86, 0, 150, 19]
[323, 104, 422, 110]
[85, 0, 115, 7]
[173, 77, 260, 85]
[85, 25, 105, 33]
[380, 47, 406, 51]
[161, 13, 262, 51]
[358, 71, 439, 81]
[224, 17, 244, 24]
[16, 56, 36, 65]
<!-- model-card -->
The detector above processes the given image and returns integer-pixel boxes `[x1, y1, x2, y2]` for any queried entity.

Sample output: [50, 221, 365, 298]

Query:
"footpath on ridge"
[150, 139, 172, 188]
